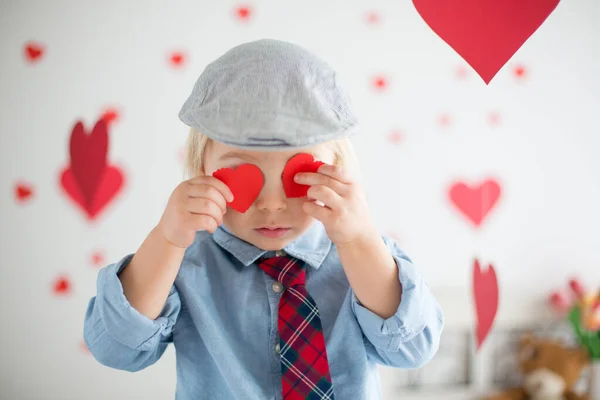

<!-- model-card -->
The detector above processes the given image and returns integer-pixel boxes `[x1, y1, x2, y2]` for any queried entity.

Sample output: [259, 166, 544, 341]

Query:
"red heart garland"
[473, 259, 499, 350]
[213, 164, 264, 213]
[449, 179, 501, 227]
[412, 0, 559, 84]
[282, 153, 326, 198]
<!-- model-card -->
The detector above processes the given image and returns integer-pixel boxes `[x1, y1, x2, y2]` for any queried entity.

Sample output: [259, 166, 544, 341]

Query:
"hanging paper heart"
[412, 0, 560, 84]
[449, 178, 501, 227]
[60, 164, 125, 220]
[59, 118, 125, 220]
[213, 164, 264, 213]
[282, 153, 326, 198]
[473, 258, 499, 350]
[69, 119, 109, 207]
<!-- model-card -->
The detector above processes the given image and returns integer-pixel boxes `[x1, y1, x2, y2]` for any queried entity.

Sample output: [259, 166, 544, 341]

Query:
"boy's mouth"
[255, 226, 291, 238]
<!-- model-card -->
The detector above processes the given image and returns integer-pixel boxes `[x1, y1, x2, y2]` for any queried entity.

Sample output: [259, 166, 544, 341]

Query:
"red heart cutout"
[24, 42, 44, 62]
[282, 153, 326, 198]
[69, 119, 109, 208]
[449, 179, 501, 227]
[473, 259, 499, 350]
[90, 250, 105, 267]
[213, 164, 264, 213]
[15, 182, 34, 202]
[169, 51, 186, 67]
[53, 275, 72, 296]
[412, 0, 559, 84]
[60, 164, 125, 220]
[101, 107, 120, 126]
[235, 6, 252, 20]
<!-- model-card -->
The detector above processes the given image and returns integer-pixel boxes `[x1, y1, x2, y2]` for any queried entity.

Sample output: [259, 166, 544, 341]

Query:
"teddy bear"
[482, 333, 590, 400]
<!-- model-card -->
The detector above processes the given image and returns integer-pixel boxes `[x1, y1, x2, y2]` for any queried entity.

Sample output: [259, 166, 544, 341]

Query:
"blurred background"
[1, 0, 599, 399]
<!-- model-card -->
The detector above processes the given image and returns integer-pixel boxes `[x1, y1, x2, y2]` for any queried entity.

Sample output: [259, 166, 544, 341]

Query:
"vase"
[591, 360, 600, 400]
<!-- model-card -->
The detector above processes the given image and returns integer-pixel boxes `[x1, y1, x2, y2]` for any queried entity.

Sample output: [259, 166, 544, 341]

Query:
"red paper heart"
[412, 0, 559, 84]
[69, 119, 109, 208]
[449, 179, 501, 227]
[53, 275, 72, 296]
[24, 42, 44, 62]
[235, 6, 252, 20]
[60, 165, 125, 220]
[213, 164, 264, 213]
[90, 250, 105, 267]
[15, 182, 34, 202]
[169, 51, 186, 67]
[372, 75, 388, 90]
[473, 259, 499, 350]
[282, 153, 326, 198]
[365, 11, 381, 25]
[101, 107, 120, 126]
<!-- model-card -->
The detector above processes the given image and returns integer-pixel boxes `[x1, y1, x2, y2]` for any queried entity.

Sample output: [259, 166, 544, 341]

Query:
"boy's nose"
[255, 182, 287, 212]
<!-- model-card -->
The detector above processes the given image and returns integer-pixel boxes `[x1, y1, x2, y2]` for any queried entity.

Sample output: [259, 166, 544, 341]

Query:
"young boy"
[84, 38, 443, 400]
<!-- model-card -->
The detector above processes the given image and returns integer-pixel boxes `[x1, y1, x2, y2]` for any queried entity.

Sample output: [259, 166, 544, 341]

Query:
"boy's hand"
[157, 175, 235, 248]
[293, 164, 375, 246]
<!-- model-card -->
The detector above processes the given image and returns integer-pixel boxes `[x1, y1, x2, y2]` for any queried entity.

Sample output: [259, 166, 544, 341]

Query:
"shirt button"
[275, 343, 280, 354]
[275, 250, 285, 257]
[272, 282, 283, 293]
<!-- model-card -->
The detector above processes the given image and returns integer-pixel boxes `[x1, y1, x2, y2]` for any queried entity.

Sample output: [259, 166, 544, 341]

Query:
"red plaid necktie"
[258, 254, 335, 400]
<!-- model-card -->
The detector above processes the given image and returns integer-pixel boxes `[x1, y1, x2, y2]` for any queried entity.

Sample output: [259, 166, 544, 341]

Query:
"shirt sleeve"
[83, 253, 182, 372]
[350, 235, 444, 369]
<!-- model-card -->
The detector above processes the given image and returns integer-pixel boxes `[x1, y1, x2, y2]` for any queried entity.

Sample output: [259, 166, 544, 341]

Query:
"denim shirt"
[83, 221, 444, 399]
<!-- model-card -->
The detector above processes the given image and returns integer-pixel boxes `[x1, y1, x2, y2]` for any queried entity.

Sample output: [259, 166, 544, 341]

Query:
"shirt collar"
[212, 221, 332, 270]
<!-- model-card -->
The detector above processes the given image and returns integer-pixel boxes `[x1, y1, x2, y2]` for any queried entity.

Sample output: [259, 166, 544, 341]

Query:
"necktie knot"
[258, 255, 306, 288]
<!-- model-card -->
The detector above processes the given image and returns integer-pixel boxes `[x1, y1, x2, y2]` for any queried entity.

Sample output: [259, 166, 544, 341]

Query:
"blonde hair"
[183, 127, 360, 181]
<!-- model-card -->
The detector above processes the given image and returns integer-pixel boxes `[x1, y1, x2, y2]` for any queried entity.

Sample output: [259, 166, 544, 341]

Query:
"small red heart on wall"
[169, 51, 186, 67]
[15, 182, 34, 202]
[412, 0, 559, 84]
[53, 275, 72, 296]
[24, 42, 44, 62]
[449, 179, 501, 227]
[365, 11, 381, 25]
[213, 164, 264, 213]
[235, 6, 252, 20]
[90, 250, 105, 267]
[282, 153, 326, 198]
[372, 75, 388, 91]
[473, 259, 499, 350]
[513, 65, 527, 79]
[101, 107, 120, 126]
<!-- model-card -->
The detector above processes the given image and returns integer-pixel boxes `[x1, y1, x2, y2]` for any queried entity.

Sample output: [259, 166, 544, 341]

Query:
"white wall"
[1, 0, 599, 399]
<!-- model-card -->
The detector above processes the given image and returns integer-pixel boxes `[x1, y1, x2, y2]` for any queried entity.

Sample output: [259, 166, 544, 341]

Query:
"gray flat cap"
[178, 38, 359, 150]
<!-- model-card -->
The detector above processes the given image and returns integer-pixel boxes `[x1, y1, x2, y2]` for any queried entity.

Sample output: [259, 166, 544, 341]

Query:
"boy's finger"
[189, 175, 235, 202]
